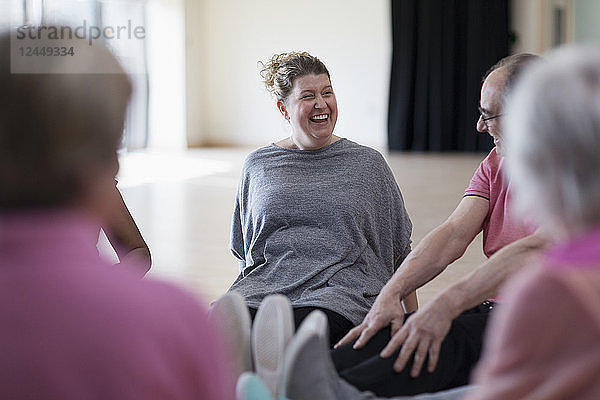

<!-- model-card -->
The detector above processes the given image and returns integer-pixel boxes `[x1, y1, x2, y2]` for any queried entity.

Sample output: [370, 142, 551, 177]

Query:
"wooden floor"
[101, 147, 487, 309]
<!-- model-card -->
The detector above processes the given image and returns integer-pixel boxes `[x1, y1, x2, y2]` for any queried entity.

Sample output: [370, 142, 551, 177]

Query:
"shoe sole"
[252, 294, 294, 397]
[280, 310, 333, 400]
[208, 291, 253, 377]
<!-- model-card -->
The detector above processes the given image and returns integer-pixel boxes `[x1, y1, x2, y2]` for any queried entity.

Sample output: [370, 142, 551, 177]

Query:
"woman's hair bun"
[258, 51, 329, 102]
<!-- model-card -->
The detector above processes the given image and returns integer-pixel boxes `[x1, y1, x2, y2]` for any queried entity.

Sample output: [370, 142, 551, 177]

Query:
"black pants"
[248, 306, 354, 349]
[330, 303, 494, 397]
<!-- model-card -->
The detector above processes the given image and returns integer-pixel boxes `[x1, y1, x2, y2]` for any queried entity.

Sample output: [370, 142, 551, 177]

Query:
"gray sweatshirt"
[228, 139, 412, 325]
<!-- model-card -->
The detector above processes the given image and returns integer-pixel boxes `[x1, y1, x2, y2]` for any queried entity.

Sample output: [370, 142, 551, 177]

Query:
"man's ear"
[277, 101, 288, 119]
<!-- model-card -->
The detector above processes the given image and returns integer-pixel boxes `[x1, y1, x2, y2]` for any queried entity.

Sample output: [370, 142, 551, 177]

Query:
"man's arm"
[380, 229, 550, 377]
[433, 229, 548, 316]
[337, 196, 489, 348]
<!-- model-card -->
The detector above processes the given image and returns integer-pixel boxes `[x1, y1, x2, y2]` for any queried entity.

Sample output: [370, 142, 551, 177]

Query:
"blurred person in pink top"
[0, 30, 233, 400]
[467, 45, 600, 400]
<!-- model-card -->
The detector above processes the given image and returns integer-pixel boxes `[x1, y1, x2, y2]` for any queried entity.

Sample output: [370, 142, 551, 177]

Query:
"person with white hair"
[466, 45, 600, 400]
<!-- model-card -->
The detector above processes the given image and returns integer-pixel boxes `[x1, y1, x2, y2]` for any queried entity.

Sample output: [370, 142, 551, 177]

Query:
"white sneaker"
[208, 291, 253, 378]
[252, 295, 294, 397]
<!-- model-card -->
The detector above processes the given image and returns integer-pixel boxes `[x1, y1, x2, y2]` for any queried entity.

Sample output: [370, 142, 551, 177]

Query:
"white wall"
[511, 0, 545, 54]
[186, 0, 391, 149]
[574, 0, 600, 44]
[185, 0, 208, 149]
[147, 0, 187, 150]
[511, 0, 600, 54]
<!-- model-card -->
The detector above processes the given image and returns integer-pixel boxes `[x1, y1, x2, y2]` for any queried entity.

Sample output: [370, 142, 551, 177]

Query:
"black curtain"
[388, 0, 509, 152]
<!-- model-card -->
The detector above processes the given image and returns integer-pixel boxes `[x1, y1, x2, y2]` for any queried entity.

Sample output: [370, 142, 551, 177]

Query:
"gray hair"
[505, 46, 600, 234]
[0, 30, 131, 209]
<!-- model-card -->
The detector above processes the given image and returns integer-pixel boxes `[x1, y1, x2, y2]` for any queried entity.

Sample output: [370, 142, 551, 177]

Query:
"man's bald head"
[482, 53, 541, 98]
[476, 53, 541, 156]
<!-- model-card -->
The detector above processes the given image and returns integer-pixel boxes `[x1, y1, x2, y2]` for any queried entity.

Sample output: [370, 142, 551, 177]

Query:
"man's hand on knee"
[380, 298, 454, 377]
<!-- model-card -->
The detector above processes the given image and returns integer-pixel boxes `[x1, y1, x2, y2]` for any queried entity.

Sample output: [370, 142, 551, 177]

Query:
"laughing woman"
[227, 51, 415, 346]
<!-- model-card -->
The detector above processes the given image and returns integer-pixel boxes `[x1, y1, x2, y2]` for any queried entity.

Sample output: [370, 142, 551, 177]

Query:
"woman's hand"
[335, 288, 406, 349]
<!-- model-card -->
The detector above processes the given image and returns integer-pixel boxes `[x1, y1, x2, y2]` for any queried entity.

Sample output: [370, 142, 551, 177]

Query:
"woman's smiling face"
[279, 73, 338, 150]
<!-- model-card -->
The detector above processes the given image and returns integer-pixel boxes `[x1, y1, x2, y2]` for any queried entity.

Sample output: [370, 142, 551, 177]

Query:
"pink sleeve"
[464, 155, 491, 199]
[467, 267, 600, 400]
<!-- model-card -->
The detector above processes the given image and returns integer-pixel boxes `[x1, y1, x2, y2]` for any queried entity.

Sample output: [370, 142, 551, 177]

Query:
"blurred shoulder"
[502, 263, 600, 321]
[90, 263, 210, 325]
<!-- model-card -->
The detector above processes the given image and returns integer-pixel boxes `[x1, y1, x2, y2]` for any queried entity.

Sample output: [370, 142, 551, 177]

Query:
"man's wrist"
[435, 290, 466, 319]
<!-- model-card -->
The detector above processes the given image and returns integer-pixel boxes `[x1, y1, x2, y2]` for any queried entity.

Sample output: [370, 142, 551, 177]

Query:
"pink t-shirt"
[464, 148, 536, 258]
[468, 225, 600, 400]
[546, 225, 600, 269]
[0, 210, 234, 400]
